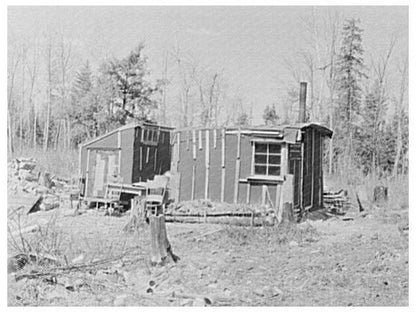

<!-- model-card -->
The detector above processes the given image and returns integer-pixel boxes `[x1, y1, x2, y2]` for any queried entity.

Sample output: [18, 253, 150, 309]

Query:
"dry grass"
[325, 172, 408, 211]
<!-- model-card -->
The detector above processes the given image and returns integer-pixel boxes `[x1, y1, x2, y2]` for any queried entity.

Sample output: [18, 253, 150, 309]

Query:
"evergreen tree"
[106, 43, 160, 125]
[335, 18, 367, 171]
[262, 104, 279, 126]
[69, 61, 99, 143]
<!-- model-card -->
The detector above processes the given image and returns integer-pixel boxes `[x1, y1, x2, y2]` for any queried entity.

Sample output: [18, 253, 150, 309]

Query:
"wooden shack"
[78, 122, 172, 203]
[170, 123, 332, 219]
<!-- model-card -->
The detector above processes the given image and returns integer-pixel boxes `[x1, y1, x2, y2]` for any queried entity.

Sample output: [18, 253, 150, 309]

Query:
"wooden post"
[205, 130, 210, 200]
[117, 130, 122, 175]
[233, 129, 241, 204]
[198, 129, 203, 150]
[246, 182, 251, 204]
[85, 149, 91, 197]
[139, 146, 143, 171]
[192, 130, 196, 200]
[220, 128, 226, 202]
[213, 128, 217, 149]
[310, 130, 315, 208]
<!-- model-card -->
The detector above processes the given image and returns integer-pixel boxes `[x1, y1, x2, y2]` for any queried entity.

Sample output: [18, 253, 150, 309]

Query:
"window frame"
[251, 142, 282, 177]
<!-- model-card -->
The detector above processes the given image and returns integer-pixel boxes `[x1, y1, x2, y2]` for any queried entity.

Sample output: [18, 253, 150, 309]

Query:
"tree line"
[8, 14, 408, 178]
[264, 15, 408, 177]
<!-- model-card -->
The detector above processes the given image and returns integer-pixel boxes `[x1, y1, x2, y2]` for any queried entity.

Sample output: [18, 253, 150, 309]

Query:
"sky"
[8, 6, 408, 124]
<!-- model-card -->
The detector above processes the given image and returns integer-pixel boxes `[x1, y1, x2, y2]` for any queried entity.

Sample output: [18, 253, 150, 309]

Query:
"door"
[88, 149, 119, 198]
[289, 144, 302, 213]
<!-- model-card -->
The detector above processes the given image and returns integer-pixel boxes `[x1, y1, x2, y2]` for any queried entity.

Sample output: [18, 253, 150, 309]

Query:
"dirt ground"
[7, 192, 408, 307]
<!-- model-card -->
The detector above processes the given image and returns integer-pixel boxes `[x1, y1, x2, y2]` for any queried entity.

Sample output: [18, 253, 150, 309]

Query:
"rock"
[192, 297, 208, 306]
[289, 241, 299, 247]
[71, 254, 85, 264]
[181, 298, 193, 306]
[272, 286, 283, 297]
[113, 294, 128, 306]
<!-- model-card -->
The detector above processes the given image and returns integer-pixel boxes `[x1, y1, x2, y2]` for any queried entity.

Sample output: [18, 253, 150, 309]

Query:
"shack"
[78, 122, 172, 204]
[170, 122, 332, 219]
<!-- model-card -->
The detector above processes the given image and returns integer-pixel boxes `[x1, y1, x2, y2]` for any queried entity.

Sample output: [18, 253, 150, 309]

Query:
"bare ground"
[7, 198, 408, 306]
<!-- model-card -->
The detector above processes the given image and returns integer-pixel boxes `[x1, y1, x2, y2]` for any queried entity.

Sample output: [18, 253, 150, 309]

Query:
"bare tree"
[7, 50, 20, 155]
[43, 37, 53, 152]
[393, 58, 408, 176]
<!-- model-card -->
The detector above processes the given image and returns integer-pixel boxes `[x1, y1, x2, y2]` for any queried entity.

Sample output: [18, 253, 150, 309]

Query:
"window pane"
[269, 144, 281, 154]
[255, 143, 267, 153]
[269, 166, 281, 176]
[153, 131, 158, 142]
[255, 165, 267, 175]
[255, 154, 267, 164]
[269, 155, 281, 165]
[143, 130, 148, 141]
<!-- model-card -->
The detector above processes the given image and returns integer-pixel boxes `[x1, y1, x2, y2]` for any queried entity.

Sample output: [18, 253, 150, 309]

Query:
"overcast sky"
[8, 6, 408, 124]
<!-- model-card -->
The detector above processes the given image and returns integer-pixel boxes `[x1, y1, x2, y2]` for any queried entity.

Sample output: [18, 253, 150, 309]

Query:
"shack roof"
[174, 122, 333, 144]
[81, 122, 174, 148]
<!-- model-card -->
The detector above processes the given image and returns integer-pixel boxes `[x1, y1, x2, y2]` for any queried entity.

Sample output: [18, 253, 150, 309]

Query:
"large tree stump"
[123, 196, 145, 232]
[149, 214, 179, 265]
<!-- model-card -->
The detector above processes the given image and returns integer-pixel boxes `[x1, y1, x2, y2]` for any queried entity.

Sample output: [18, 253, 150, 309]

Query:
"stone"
[289, 241, 299, 247]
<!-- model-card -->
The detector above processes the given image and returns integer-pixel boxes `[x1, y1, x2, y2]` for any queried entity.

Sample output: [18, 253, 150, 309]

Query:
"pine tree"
[263, 104, 279, 126]
[106, 44, 159, 125]
[335, 18, 366, 172]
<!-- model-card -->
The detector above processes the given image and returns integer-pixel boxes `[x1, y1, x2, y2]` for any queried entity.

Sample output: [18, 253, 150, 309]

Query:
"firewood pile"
[8, 158, 79, 215]
[323, 189, 350, 215]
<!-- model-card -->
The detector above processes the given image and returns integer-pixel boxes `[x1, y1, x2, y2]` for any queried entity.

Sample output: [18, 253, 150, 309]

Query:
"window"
[141, 127, 159, 145]
[253, 143, 282, 176]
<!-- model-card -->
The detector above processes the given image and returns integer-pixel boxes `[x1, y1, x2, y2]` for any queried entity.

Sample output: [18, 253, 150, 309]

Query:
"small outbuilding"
[78, 122, 172, 203]
[170, 122, 332, 219]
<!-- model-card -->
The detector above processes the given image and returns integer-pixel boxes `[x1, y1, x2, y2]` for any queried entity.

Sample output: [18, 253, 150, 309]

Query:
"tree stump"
[149, 214, 179, 265]
[374, 186, 388, 203]
[123, 196, 145, 232]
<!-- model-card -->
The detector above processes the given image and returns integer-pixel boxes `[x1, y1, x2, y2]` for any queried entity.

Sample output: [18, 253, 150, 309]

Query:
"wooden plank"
[220, 128, 226, 202]
[246, 182, 251, 204]
[233, 129, 241, 204]
[154, 148, 158, 171]
[139, 146, 143, 171]
[205, 130, 210, 200]
[117, 130, 121, 175]
[78, 145, 82, 177]
[198, 130, 203, 150]
[191, 165, 196, 200]
[85, 149, 91, 197]
[311, 129, 315, 208]
[275, 183, 282, 215]
[192, 130, 197, 160]
[282, 143, 288, 175]
[146, 147, 150, 163]
[213, 128, 217, 149]
[261, 185, 267, 206]
[300, 141, 304, 211]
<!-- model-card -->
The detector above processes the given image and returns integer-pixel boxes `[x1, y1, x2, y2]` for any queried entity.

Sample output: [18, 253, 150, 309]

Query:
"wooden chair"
[105, 184, 124, 215]
[145, 175, 169, 216]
